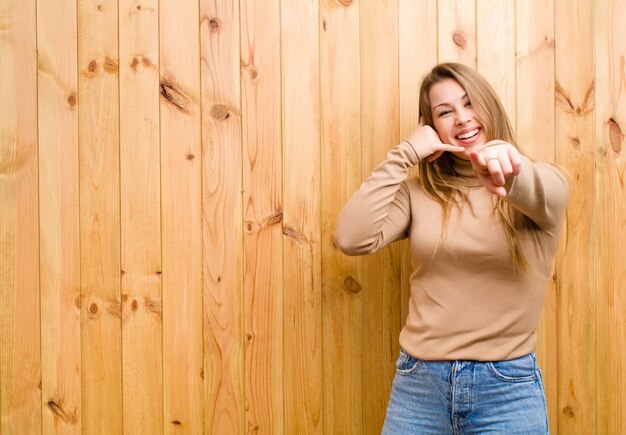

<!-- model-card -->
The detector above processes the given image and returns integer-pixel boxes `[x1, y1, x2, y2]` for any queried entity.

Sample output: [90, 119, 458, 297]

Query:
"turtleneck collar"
[450, 154, 481, 186]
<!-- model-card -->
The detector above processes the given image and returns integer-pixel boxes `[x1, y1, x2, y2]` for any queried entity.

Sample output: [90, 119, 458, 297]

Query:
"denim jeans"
[382, 348, 549, 434]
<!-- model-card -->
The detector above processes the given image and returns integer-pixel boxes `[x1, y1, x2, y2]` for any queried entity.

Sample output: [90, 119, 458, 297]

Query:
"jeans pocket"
[395, 348, 423, 376]
[487, 353, 538, 383]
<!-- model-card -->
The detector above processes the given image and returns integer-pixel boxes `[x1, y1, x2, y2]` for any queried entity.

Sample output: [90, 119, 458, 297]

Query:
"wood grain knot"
[144, 298, 162, 316]
[47, 401, 78, 425]
[544, 36, 555, 48]
[171, 420, 182, 425]
[562, 405, 575, 418]
[96, 4, 103, 11]
[263, 212, 283, 228]
[555, 80, 594, 116]
[67, 93, 77, 107]
[89, 303, 98, 315]
[283, 226, 307, 244]
[160, 80, 193, 113]
[343, 276, 362, 294]
[142, 56, 154, 68]
[608, 117, 623, 153]
[338, 0, 353, 6]
[210, 105, 230, 120]
[209, 18, 221, 32]
[248, 66, 259, 80]
[131, 300, 139, 311]
[186, 153, 195, 160]
[130, 53, 154, 72]
[87, 60, 98, 76]
[452, 31, 466, 49]
[103, 56, 118, 74]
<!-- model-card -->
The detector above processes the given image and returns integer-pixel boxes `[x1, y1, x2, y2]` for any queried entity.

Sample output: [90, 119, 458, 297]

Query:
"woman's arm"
[335, 124, 464, 255]
[470, 142, 569, 232]
[503, 156, 570, 232]
[334, 141, 417, 256]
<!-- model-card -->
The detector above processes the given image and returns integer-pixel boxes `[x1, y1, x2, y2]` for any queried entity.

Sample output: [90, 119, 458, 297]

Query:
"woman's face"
[428, 78, 486, 159]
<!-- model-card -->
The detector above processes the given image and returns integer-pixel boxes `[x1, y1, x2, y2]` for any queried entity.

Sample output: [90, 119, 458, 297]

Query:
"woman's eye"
[438, 110, 451, 117]
[465, 101, 472, 107]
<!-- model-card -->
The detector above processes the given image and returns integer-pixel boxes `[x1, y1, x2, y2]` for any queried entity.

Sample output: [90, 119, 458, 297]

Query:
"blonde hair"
[418, 62, 530, 271]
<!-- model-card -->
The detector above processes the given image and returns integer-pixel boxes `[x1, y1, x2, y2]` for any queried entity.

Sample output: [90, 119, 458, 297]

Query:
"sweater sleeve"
[334, 141, 419, 256]
[503, 155, 570, 232]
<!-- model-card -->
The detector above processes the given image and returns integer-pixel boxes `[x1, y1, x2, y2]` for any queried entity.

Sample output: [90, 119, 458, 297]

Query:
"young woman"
[334, 63, 568, 434]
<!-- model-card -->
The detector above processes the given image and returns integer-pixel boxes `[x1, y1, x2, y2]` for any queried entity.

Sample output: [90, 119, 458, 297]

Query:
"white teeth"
[456, 128, 479, 140]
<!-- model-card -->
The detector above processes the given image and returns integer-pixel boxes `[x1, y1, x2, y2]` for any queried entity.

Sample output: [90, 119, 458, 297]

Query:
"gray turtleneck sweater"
[334, 140, 569, 361]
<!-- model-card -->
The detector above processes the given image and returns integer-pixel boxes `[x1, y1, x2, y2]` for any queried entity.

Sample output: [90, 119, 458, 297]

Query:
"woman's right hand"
[404, 118, 464, 162]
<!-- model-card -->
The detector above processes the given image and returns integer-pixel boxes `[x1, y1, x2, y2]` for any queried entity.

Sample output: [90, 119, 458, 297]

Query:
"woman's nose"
[455, 109, 471, 125]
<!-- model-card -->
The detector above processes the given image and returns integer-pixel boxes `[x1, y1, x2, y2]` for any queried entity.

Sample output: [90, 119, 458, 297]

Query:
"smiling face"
[428, 78, 487, 159]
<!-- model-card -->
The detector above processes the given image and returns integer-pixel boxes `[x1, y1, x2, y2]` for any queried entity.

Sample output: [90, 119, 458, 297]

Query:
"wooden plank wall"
[0, 0, 624, 433]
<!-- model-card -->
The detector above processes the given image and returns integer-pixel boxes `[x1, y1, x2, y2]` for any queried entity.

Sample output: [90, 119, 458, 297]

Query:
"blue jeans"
[382, 349, 549, 434]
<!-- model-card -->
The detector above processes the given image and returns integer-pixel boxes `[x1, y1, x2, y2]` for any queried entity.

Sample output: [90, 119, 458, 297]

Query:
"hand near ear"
[404, 118, 465, 163]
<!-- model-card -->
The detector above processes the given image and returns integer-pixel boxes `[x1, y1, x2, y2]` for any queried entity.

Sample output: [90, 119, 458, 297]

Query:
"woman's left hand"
[469, 140, 522, 197]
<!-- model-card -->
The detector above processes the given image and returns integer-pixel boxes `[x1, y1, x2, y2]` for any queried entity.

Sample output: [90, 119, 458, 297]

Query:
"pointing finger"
[469, 150, 487, 168]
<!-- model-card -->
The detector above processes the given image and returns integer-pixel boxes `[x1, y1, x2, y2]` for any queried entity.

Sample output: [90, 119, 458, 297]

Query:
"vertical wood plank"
[319, 1, 363, 433]
[360, 1, 400, 433]
[594, 1, 626, 433]
[160, 0, 204, 432]
[119, 0, 162, 433]
[398, 0, 437, 339]
[77, 0, 122, 432]
[37, 0, 81, 432]
[555, 0, 596, 431]
[281, 0, 322, 433]
[438, 0, 477, 67]
[477, 0, 516, 124]
[240, 0, 284, 433]
[0, 0, 41, 432]
[515, 0, 557, 431]
[200, 0, 244, 433]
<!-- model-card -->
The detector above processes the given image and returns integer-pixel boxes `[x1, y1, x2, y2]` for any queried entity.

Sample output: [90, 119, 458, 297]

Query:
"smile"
[456, 128, 480, 140]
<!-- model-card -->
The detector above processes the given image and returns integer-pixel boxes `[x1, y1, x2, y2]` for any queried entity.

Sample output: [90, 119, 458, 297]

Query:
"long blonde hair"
[418, 62, 529, 271]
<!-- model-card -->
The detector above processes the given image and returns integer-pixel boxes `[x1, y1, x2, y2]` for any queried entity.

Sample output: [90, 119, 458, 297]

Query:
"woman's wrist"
[401, 139, 422, 163]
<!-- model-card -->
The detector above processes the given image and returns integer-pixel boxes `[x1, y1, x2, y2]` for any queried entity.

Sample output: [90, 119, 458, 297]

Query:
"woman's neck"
[450, 153, 478, 179]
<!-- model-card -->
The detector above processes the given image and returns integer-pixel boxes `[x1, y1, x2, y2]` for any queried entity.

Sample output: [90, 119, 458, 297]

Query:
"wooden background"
[0, 0, 624, 433]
